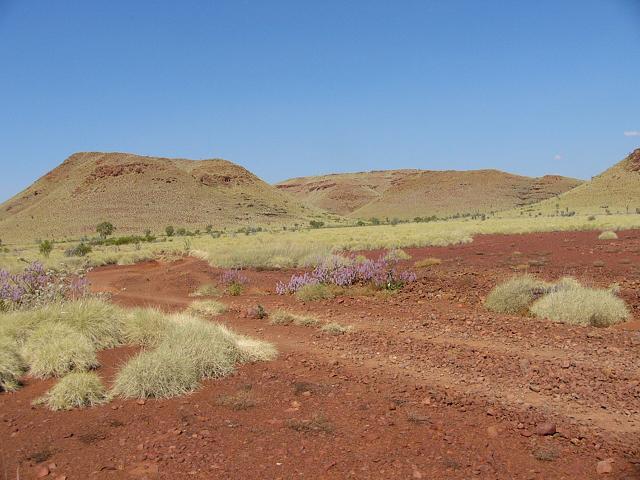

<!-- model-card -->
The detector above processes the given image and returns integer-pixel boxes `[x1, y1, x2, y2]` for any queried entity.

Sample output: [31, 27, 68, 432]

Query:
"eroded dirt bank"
[2, 230, 640, 479]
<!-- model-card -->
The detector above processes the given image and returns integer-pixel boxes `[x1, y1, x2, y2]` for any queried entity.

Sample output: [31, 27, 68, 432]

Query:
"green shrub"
[598, 231, 618, 240]
[124, 307, 171, 347]
[485, 275, 550, 315]
[39, 240, 54, 257]
[227, 283, 243, 296]
[36, 372, 107, 410]
[295, 284, 336, 302]
[96, 221, 115, 239]
[0, 336, 26, 392]
[530, 283, 629, 327]
[65, 242, 92, 257]
[22, 323, 98, 378]
[187, 300, 228, 316]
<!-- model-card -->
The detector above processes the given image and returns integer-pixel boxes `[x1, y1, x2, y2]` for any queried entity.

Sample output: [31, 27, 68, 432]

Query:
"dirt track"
[2, 230, 640, 479]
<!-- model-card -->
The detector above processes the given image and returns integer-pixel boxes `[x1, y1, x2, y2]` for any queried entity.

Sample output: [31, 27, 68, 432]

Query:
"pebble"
[535, 422, 556, 436]
[35, 465, 50, 477]
[596, 459, 613, 475]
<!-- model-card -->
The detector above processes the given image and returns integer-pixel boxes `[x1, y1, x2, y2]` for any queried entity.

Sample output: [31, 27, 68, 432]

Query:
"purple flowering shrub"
[276, 252, 417, 295]
[220, 269, 248, 286]
[0, 262, 88, 310]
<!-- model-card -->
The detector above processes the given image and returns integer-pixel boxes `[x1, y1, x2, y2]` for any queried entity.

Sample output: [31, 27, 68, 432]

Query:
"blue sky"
[1, 0, 639, 202]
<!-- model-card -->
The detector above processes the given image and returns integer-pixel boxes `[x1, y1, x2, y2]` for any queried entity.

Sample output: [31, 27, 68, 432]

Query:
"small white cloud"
[554, 154, 563, 160]
[624, 131, 640, 137]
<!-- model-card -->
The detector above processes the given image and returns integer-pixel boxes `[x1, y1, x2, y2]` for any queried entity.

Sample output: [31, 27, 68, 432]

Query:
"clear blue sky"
[1, 0, 639, 202]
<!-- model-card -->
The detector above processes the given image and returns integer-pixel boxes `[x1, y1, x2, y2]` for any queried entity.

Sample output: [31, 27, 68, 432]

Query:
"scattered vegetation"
[36, 372, 108, 410]
[38, 240, 54, 258]
[216, 390, 256, 410]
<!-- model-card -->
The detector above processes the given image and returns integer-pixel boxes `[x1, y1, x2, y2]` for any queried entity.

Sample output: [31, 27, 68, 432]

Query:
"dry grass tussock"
[0, 336, 26, 392]
[187, 299, 228, 316]
[269, 310, 321, 327]
[414, 257, 442, 268]
[486, 275, 629, 327]
[485, 275, 551, 315]
[531, 283, 629, 327]
[598, 230, 619, 240]
[189, 283, 221, 297]
[320, 322, 352, 335]
[0, 298, 275, 405]
[35, 372, 108, 410]
[21, 322, 98, 378]
[112, 313, 276, 399]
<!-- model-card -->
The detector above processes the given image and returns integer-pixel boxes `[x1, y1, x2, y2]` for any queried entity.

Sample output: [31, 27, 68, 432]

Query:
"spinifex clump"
[276, 252, 416, 295]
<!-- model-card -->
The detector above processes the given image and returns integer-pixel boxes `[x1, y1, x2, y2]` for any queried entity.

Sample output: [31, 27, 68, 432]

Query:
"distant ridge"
[0, 152, 324, 242]
[277, 169, 582, 219]
[515, 149, 640, 215]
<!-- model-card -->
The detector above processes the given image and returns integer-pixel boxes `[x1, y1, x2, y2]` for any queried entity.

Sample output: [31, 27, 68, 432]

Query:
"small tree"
[96, 222, 115, 239]
[165, 226, 175, 237]
[39, 239, 53, 258]
[309, 220, 324, 229]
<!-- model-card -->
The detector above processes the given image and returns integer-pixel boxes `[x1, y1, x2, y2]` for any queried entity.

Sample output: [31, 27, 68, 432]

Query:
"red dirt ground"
[2, 230, 640, 479]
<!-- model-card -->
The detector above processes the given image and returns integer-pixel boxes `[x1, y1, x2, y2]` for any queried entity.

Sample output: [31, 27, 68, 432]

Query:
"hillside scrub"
[36, 372, 108, 410]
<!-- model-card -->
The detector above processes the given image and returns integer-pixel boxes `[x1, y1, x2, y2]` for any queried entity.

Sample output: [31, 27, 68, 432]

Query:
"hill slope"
[513, 149, 640, 216]
[277, 169, 582, 219]
[0, 152, 324, 242]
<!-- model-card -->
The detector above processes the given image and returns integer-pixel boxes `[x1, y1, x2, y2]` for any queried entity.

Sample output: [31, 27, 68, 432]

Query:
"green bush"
[485, 275, 550, 315]
[39, 239, 54, 257]
[96, 221, 115, 239]
[65, 242, 92, 257]
[22, 323, 98, 378]
[36, 372, 108, 410]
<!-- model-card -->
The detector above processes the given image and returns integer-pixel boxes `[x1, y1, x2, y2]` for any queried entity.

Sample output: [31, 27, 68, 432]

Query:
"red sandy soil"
[2, 230, 640, 479]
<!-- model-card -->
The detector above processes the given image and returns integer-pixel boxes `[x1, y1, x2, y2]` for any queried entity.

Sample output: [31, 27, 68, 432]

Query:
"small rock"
[486, 426, 499, 438]
[596, 459, 613, 475]
[35, 465, 50, 477]
[136, 399, 146, 406]
[535, 422, 556, 436]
